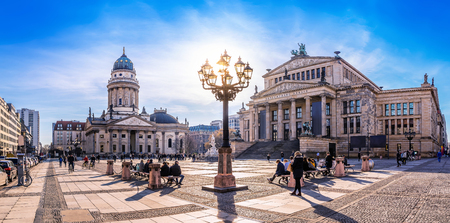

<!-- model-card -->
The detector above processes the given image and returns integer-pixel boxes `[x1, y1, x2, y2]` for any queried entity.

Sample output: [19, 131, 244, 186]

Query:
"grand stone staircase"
[235, 140, 299, 160]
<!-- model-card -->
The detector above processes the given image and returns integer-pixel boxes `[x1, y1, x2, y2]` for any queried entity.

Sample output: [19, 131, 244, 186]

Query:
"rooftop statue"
[291, 43, 308, 56]
[424, 73, 428, 84]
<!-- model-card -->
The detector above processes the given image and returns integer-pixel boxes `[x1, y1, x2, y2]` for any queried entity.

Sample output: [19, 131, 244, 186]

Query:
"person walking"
[396, 151, 401, 167]
[113, 154, 117, 163]
[267, 153, 271, 163]
[59, 156, 63, 167]
[291, 151, 303, 196]
[357, 151, 361, 162]
[63, 156, 67, 167]
[437, 151, 442, 163]
[280, 152, 284, 162]
[316, 152, 320, 163]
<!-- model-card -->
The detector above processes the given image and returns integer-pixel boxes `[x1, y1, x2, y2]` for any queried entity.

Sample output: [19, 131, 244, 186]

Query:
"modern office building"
[17, 108, 40, 153]
[0, 98, 21, 155]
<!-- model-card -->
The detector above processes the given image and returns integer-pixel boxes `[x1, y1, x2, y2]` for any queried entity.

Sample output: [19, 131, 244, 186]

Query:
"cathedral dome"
[113, 47, 134, 71]
[150, 109, 178, 124]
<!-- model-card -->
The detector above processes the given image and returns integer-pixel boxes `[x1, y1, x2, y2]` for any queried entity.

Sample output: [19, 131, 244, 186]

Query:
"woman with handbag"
[291, 151, 304, 196]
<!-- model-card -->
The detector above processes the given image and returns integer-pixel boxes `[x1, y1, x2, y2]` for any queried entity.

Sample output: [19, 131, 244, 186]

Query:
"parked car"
[0, 160, 17, 181]
[0, 167, 8, 186]
[5, 158, 19, 167]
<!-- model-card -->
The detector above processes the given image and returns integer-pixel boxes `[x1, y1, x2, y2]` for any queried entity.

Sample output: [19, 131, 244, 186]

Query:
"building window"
[403, 103, 407, 115]
[297, 73, 300, 80]
[119, 73, 122, 76]
[317, 68, 320, 78]
[403, 118, 408, 133]
[272, 110, 277, 121]
[147, 135, 151, 139]
[397, 119, 401, 135]
[139, 145, 143, 152]
[385, 104, 389, 116]
[122, 145, 125, 152]
[356, 117, 360, 133]
[391, 120, 395, 135]
[311, 69, 315, 79]
[343, 101, 348, 114]
[350, 118, 354, 134]
[385, 120, 389, 135]
[131, 75, 133, 78]
[113, 145, 116, 152]
[397, 103, 401, 116]
[284, 109, 289, 120]
[307, 70, 310, 80]
[391, 104, 395, 116]
[156, 139, 159, 147]
[326, 119, 330, 137]
[272, 124, 277, 141]
[67, 124, 72, 130]
[343, 118, 347, 134]
[322, 67, 326, 78]
[279, 77, 282, 82]
[112, 134, 117, 138]
[326, 103, 330, 116]
[296, 107, 302, 118]
[122, 134, 126, 138]
[119, 98, 122, 105]
[356, 100, 360, 113]
[302, 71, 305, 80]
[296, 122, 302, 137]
[409, 103, 414, 115]
[148, 145, 151, 152]
[168, 139, 172, 147]
[100, 134, 104, 138]
[409, 118, 414, 129]
[100, 145, 104, 152]
[350, 101, 354, 114]
[139, 134, 143, 138]
[275, 78, 278, 84]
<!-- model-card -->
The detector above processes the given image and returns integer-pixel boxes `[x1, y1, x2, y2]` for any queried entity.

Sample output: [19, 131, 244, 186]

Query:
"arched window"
[156, 139, 159, 147]
[114, 74, 117, 77]
[168, 138, 172, 148]
[180, 139, 183, 148]
[119, 98, 122, 105]
[119, 73, 122, 76]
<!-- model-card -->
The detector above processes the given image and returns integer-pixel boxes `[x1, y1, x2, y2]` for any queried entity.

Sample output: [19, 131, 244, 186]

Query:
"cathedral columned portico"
[239, 44, 446, 158]
[84, 48, 189, 155]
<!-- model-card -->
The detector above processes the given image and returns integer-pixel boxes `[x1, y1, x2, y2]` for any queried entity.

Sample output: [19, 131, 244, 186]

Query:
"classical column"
[331, 99, 337, 137]
[144, 131, 148, 153]
[152, 131, 156, 153]
[265, 103, 270, 141]
[400, 119, 404, 135]
[118, 129, 122, 153]
[249, 108, 254, 142]
[290, 99, 296, 140]
[127, 130, 131, 154]
[277, 101, 283, 141]
[135, 130, 140, 153]
[175, 132, 179, 153]
[109, 129, 113, 153]
[304, 96, 311, 123]
[321, 95, 327, 136]
[254, 105, 259, 140]
[161, 132, 166, 154]
[95, 131, 100, 153]
[92, 132, 96, 154]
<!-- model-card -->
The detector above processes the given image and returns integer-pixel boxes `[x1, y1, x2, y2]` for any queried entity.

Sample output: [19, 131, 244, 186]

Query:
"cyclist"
[68, 154, 75, 172]
[83, 156, 89, 168]
[90, 155, 96, 168]
[59, 156, 63, 167]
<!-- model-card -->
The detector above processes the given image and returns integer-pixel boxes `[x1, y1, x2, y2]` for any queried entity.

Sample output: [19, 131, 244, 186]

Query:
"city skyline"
[1, 0, 449, 145]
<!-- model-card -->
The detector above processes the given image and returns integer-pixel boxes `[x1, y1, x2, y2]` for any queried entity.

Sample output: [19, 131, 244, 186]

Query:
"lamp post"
[404, 128, 416, 152]
[199, 50, 253, 191]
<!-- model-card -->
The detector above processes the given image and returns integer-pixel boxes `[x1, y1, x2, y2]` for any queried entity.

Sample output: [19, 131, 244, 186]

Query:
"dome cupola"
[113, 47, 134, 71]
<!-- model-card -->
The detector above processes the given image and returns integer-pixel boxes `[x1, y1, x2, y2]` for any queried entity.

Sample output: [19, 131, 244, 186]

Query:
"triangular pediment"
[264, 57, 334, 78]
[255, 81, 317, 98]
[114, 116, 153, 127]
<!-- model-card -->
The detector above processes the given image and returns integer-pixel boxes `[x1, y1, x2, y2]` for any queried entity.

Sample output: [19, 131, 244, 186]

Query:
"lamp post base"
[202, 184, 248, 193]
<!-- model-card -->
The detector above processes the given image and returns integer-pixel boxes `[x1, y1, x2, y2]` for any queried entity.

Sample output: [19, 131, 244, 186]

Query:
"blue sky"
[1, 0, 449, 145]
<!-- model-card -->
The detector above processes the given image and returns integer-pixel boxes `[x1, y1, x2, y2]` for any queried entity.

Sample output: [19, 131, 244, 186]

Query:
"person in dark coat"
[170, 161, 184, 185]
[160, 162, 170, 176]
[267, 159, 286, 183]
[143, 160, 150, 173]
[396, 151, 401, 167]
[267, 153, 271, 163]
[291, 151, 303, 196]
[325, 152, 334, 175]
[281, 152, 285, 162]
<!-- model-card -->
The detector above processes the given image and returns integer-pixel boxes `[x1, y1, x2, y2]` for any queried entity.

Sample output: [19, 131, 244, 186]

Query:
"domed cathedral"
[83, 48, 189, 155]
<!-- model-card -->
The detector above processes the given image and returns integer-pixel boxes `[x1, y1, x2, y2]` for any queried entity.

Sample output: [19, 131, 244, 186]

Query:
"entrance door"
[284, 123, 289, 140]
[259, 110, 266, 139]
[329, 143, 336, 157]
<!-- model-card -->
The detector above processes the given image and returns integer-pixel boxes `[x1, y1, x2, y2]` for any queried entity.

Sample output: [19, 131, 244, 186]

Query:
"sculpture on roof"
[432, 77, 434, 86]
[291, 43, 308, 56]
[424, 73, 428, 84]
[255, 85, 258, 94]
[89, 107, 91, 118]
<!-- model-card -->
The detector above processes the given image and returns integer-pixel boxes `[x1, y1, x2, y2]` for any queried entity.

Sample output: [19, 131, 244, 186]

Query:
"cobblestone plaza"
[0, 157, 448, 222]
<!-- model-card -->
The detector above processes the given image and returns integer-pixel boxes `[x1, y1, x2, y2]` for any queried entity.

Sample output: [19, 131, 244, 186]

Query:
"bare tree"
[184, 134, 197, 154]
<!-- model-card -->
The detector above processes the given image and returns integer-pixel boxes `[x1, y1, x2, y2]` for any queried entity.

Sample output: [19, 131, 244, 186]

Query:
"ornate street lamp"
[199, 50, 253, 191]
[404, 129, 416, 151]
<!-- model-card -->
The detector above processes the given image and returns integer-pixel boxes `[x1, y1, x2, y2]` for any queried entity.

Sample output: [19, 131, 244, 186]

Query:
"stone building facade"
[83, 48, 189, 155]
[52, 120, 86, 155]
[0, 98, 20, 155]
[239, 45, 446, 157]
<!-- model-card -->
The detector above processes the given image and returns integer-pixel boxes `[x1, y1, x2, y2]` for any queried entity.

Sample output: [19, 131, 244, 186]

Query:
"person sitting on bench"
[343, 155, 349, 166]
[325, 152, 334, 175]
[160, 162, 170, 180]
[170, 161, 184, 185]
[303, 157, 316, 171]
[267, 159, 287, 183]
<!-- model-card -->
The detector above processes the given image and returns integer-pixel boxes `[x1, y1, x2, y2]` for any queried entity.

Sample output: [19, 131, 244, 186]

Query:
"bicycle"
[89, 161, 95, 169]
[82, 161, 88, 169]
[20, 169, 32, 187]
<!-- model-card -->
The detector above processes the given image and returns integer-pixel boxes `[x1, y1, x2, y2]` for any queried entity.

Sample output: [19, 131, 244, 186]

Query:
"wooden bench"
[161, 175, 181, 186]
[130, 170, 149, 179]
[277, 175, 290, 185]
[344, 165, 355, 173]
[304, 170, 319, 178]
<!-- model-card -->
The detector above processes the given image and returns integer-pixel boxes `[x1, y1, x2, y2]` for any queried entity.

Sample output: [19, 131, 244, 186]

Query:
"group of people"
[133, 159, 184, 185]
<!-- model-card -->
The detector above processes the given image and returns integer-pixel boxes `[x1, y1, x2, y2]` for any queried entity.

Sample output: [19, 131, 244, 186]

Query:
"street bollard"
[148, 164, 162, 189]
[106, 160, 114, 175]
[122, 161, 131, 180]
[361, 155, 370, 172]
[334, 157, 346, 177]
